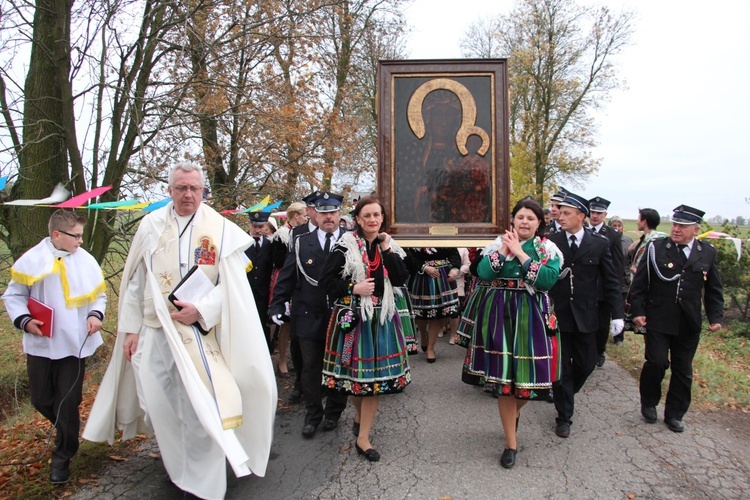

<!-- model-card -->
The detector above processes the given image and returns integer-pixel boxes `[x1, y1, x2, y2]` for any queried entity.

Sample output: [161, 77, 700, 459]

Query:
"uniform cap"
[559, 192, 590, 218]
[550, 187, 569, 203]
[671, 204, 704, 225]
[302, 191, 323, 206]
[588, 196, 611, 213]
[248, 211, 270, 225]
[314, 192, 344, 213]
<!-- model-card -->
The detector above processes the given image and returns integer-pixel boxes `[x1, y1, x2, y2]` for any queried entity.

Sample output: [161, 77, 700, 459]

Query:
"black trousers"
[290, 335, 304, 392]
[297, 337, 348, 427]
[27, 355, 86, 468]
[553, 328, 597, 424]
[639, 314, 701, 420]
[595, 301, 611, 356]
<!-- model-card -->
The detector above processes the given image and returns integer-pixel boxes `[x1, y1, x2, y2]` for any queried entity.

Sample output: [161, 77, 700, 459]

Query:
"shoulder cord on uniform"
[557, 266, 574, 296]
[648, 242, 681, 282]
[295, 239, 319, 287]
[647, 241, 682, 303]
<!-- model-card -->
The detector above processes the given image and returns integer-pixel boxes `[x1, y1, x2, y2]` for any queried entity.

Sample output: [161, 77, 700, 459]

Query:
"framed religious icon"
[378, 59, 509, 247]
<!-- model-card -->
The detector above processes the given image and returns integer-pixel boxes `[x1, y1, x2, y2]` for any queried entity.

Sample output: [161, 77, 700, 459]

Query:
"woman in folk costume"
[405, 245, 461, 363]
[319, 195, 412, 462]
[455, 249, 491, 348]
[461, 197, 562, 469]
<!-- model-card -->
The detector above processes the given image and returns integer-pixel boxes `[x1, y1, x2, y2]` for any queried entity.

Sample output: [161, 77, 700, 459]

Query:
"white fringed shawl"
[272, 225, 291, 247]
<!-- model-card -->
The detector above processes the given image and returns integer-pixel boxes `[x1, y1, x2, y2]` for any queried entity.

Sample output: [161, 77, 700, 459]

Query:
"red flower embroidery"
[548, 313, 557, 330]
[502, 385, 511, 395]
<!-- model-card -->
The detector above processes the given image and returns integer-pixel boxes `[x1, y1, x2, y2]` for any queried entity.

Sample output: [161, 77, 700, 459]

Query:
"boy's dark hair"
[48, 209, 87, 236]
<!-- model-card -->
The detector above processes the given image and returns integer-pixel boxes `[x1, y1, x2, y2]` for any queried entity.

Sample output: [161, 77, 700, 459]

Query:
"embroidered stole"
[151, 209, 243, 429]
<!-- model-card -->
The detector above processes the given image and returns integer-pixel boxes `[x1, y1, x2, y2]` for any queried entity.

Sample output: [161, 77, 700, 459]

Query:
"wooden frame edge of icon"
[377, 59, 510, 248]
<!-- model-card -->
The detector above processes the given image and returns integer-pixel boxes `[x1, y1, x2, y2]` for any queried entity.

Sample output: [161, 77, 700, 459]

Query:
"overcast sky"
[403, 0, 750, 222]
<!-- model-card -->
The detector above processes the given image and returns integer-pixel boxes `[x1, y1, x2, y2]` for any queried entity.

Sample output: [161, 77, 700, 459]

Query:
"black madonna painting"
[378, 60, 509, 246]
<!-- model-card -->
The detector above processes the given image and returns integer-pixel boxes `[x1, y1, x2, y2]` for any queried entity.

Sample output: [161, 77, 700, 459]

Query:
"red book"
[27, 297, 54, 338]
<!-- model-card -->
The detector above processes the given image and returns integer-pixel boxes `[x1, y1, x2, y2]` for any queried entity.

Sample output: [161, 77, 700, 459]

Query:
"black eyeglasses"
[58, 230, 83, 240]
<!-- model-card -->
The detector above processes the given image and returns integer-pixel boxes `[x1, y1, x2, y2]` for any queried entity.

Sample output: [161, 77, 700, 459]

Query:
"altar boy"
[2, 209, 106, 484]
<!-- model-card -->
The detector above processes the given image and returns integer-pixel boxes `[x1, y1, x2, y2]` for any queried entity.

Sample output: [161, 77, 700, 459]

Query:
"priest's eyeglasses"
[172, 185, 203, 193]
[59, 230, 84, 240]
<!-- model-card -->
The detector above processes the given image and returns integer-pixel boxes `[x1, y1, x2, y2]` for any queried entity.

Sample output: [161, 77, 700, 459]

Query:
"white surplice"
[2, 238, 106, 359]
[83, 203, 277, 500]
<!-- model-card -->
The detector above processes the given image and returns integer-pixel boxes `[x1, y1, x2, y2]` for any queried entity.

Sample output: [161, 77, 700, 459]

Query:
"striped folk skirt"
[460, 286, 560, 400]
[409, 260, 460, 319]
[396, 286, 419, 354]
[322, 295, 412, 396]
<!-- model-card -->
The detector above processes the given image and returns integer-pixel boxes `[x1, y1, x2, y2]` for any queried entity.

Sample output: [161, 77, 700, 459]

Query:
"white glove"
[610, 319, 624, 337]
[272, 314, 285, 326]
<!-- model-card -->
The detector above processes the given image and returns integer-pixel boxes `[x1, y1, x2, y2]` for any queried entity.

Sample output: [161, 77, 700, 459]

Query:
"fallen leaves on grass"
[0, 384, 106, 497]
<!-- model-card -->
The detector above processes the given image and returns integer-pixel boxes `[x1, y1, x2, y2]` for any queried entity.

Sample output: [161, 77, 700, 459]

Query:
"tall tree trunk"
[187, 2, 232, 208]
[9, 0, 72, 258]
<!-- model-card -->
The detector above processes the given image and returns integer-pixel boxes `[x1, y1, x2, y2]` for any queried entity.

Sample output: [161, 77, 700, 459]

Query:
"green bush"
[728, 319, 750, 339]
[704, 221, 750, 321]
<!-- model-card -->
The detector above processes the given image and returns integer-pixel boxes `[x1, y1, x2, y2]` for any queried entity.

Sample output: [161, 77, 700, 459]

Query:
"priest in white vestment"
[83, 163, 277, 499]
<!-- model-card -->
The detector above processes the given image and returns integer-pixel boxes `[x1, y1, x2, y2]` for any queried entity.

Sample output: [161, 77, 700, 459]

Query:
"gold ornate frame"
[378, 60, 509, 247]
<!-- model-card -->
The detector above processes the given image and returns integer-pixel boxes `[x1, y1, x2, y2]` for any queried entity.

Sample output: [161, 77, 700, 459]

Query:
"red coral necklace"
[365, 243, 381, 276]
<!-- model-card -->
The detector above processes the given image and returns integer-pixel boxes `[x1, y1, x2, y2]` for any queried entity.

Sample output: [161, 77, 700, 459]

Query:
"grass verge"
[605, 320, 750, 411]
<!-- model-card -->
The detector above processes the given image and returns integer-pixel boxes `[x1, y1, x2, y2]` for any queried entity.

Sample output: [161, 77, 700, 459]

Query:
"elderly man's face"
[671, 223, 699, 245]
[168, 169, 203, 216]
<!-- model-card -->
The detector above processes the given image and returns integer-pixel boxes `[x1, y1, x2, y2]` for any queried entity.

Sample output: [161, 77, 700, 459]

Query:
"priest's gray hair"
[168, 162, 205, 186]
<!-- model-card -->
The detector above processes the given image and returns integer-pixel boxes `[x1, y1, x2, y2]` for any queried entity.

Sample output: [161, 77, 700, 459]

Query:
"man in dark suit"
[269, 192, 348, 438]
[548, 192, 624, 438]
[588, 196, 625, 362]
[544, 187, 568, 236]
[279, 191, 321, 402]
[245, 211, 274, 351]
[629, 205, 723, 433]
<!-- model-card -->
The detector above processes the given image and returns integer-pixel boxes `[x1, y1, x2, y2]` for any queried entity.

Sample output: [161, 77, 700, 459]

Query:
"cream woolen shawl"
[83, 203, 277, 477]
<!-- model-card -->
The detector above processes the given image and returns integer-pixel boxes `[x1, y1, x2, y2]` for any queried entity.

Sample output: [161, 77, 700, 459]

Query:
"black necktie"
[569, 234, 578, 256]
[676, 244, 687, 264]
[253, 237, 260, 244]
[324, 233, 333, 253]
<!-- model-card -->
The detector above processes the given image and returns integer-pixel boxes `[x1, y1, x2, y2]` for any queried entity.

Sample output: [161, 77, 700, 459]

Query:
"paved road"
[73, 338, 750, 499]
